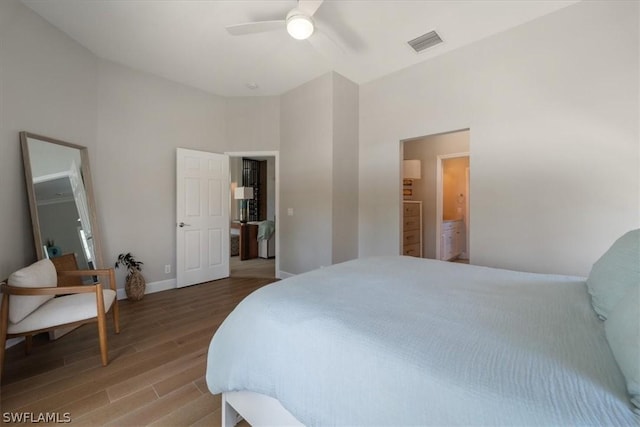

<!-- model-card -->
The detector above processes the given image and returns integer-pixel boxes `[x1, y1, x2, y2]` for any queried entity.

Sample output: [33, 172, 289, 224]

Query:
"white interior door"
[176, 148, 229, 288]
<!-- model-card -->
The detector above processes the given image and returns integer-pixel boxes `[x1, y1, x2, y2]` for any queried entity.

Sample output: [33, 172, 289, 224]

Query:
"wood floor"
[1, 263, 277, 426]
[230, 256, 275, 279]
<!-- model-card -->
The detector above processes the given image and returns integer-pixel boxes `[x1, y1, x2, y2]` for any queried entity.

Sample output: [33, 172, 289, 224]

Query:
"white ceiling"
[23, 0, 578, 97]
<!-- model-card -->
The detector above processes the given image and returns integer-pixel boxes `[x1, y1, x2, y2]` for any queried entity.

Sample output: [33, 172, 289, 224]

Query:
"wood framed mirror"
[20, 132, 104, 270]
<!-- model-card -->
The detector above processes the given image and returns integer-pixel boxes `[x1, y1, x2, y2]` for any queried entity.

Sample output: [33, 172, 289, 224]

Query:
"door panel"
[209, 228, 223, 265]
[208, 179, 222, 216]
[185, 178, 200, 216]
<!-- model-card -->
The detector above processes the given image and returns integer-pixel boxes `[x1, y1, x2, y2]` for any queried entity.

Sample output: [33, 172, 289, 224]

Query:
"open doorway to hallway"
[401, 129, 470, 263]
[227, 151, 279, 279]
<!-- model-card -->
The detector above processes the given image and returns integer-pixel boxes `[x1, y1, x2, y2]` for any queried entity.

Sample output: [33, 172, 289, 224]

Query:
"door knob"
[178, 222, 191, 228]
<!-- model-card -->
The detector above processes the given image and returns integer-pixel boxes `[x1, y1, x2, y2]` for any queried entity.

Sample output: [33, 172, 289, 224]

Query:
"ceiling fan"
[226, 0, 346, 55]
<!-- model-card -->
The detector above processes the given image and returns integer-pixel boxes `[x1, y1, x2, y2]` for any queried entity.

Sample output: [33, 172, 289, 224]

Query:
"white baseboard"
[278, 271, 295, 279]
[116, 278, 177, 300]
[115, 270, 289, 300]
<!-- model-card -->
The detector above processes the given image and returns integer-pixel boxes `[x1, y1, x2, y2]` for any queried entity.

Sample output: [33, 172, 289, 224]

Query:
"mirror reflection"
[21, 132, 102, 270]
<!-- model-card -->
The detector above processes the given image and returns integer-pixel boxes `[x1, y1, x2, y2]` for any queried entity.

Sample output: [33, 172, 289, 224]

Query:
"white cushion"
[8, 259, 57, 324]
[605, 286, 640, 410]
[586, 229, 640, 319]
[7, 289, 116, 334]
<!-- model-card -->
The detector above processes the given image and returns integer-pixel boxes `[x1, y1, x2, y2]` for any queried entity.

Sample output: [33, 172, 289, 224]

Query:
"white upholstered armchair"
[0, 258, 120, 377]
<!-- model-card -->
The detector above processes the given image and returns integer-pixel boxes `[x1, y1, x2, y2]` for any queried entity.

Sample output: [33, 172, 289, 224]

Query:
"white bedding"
[206, 256, 639, 426]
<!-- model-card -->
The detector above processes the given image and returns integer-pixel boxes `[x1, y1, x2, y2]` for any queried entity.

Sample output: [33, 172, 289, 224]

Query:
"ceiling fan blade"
[297, 0, 324, 17]
[226, 20, 285, 36]
[309, 28, 347, 58]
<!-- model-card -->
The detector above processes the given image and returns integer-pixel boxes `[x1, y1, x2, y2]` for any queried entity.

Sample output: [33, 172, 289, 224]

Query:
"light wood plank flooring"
[1, 273, 276, 426]
[230, 257, 275, 279]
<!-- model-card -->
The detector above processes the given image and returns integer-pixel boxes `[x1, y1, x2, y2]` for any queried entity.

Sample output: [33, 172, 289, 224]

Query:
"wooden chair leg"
[108, 268, 120, 334]
[0, 294, 9, 379]
[25, 335, 33, 355]
[112, 299, 120, 334]
[97, 318, 108, 366]
[96, 285, 109, 366]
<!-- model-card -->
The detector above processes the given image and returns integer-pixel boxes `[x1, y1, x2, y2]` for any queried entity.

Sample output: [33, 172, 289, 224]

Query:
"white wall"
[280, 73, 334, 274]
[225, 97, 280, 151]
[94, 63, 282, 286]
[279, 72, 359, 274]
[331, 73, 359, 264]
[360, 0, 639, 276]
[95, 60, 229, 285]
[0, 0, 98, 279]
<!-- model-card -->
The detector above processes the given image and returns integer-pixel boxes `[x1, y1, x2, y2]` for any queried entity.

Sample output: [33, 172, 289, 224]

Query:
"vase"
[125, 270, 146, 301]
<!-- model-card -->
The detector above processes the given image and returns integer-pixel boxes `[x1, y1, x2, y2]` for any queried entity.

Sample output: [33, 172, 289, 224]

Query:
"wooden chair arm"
[57, 268, 117, 291]
[1, 282, 102, 297]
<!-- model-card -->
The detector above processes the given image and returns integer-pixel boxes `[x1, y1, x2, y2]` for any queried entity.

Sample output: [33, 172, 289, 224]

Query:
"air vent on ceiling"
[408, 30, 443, 53]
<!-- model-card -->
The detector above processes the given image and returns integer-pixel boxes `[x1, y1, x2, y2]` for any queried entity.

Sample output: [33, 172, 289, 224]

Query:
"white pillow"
[605, 286, 640, 411]
[7, 259, 57, 324]
[586, 229, 640, 319]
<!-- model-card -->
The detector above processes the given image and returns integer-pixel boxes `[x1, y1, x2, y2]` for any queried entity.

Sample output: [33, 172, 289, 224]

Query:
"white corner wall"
[280, 72, 359, 275]
[359, 0, 639, 276]
[280, 73, 334, 274]
[332, 73, 359, 264]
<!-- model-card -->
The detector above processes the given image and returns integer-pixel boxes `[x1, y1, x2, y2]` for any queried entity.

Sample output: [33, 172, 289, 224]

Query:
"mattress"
[206, 256, 638, 426]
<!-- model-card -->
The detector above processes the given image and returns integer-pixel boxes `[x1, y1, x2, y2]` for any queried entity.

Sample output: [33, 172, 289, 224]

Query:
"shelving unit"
[402, 201, 422, 257]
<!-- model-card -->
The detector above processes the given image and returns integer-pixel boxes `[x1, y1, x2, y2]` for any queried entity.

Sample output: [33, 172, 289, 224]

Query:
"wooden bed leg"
[222, 393, 240, 427]
[25, 334, 33, 355]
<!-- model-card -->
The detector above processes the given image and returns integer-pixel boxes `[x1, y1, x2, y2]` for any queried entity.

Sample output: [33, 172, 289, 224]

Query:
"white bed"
[206, 232, 639, 426]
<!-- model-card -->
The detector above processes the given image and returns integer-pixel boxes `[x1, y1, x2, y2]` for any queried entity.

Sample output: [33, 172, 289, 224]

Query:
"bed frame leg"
[222, 393, 241, 427]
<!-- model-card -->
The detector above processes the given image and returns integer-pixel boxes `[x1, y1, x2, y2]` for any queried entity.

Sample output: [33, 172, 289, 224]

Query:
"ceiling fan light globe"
[286, 14, 314, 40]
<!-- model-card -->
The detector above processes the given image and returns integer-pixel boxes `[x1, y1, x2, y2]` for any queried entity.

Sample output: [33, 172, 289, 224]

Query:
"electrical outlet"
[287, 208, 294, 216]
[165, 264, 171, 274]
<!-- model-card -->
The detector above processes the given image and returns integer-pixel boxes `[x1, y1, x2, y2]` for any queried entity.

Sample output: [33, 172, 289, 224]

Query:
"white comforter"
[206, 256, 638, 426]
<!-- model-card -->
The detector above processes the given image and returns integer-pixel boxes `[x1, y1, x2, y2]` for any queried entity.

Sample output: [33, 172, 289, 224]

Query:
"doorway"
[436, 153, 470, 262]
[226, 151, 280, 279]
[401, 129, 470, 262]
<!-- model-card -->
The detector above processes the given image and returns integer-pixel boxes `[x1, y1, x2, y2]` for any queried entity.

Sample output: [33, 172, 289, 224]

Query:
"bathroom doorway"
[436, 153, 470, 262]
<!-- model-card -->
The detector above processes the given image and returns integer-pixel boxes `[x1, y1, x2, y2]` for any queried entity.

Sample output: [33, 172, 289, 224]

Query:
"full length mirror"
[20, 132, 103, 270]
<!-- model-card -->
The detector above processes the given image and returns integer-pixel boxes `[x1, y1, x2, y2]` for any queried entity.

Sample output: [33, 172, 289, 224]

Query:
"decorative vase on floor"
[125, 270, 146, 301]
[115, 252, 145, 301]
